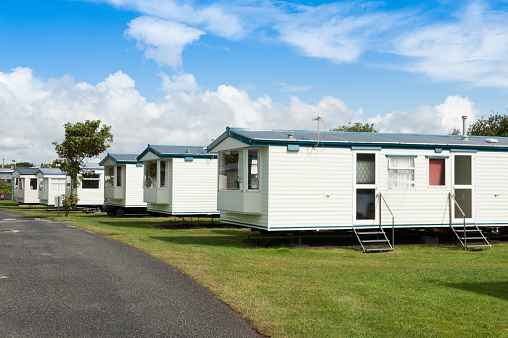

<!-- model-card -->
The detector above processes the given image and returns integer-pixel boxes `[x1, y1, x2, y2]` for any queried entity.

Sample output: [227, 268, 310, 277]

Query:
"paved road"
[0, 210, 259, 337]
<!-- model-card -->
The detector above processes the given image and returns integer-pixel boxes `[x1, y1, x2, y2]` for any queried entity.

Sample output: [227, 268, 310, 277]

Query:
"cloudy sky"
[1, 0, 507, 164]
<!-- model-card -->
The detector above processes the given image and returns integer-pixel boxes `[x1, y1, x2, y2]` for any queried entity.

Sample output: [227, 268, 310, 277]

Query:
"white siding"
[124, 164, 146, 208]
[266, 145, 352, 230]
[171, 158, 218, 214]
[475, 151, 508, 225]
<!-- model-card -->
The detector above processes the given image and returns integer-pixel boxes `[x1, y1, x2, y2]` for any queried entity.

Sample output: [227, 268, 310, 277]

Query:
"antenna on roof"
[312, 115, 326, 148]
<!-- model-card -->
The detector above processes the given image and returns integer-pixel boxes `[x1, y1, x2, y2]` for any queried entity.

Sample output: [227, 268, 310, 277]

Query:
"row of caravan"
[10, 127, 508, 233]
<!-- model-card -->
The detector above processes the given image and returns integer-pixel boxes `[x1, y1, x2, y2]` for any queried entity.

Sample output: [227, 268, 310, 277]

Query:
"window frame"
[144, 160, 158, 189]
[116, 166, 123, 187]
[247, 149, 260, 191]
[353, 151, 379, 224]
[387, 155, 416, 189]
[219, 150, 242, 191]
[427, 156, 447, 187]
[81, 173, 101, 189]
[105, 166, 114, 188]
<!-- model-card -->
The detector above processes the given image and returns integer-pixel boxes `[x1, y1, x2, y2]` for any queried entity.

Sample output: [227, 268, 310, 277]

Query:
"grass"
[2, 200, 508, 337]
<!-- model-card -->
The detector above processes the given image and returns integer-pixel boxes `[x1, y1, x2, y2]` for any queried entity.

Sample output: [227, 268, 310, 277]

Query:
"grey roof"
[35, 168, 65, 176]
[13, 168, 39, 175]
[208, 127, 508, 151]
[82, 163, 103, 170]
[137, 145, 217, 161]
[99, 154, 141, 165]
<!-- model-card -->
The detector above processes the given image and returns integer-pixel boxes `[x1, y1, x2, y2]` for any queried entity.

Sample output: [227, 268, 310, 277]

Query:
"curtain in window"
[356, 154, 375, 184]
[388, 157, 415, 188]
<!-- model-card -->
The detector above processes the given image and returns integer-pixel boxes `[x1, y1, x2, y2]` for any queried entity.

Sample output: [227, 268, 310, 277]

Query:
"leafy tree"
[468, 113, 508, 137]
[448, 127, 461, 135]
[15, 162, 35, 168]
[0, 179, 12, 193]
[53, 120, 113, 216]
[40, 160, 61, 168]
[331, 122, 378, 132]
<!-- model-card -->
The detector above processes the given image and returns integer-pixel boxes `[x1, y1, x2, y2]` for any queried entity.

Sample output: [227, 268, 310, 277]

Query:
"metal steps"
[353, 227, 393, 253]
[451, 224, 492, 250]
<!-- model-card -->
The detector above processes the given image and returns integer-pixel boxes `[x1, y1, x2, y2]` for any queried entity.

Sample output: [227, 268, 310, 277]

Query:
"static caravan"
[12, 168, 39, 204]
[136, 145, 218, 216]
[99, 154, 147, 216]
[65, 163, 105, 208]
[208, 127, 508, 250]
[35, 168, 66, 206]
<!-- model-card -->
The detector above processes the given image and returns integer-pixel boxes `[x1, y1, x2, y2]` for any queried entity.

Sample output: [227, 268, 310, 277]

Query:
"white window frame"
[246, 149, 260, 191]
[427, 156, 447, 188]
[105, 166, 114, 188]
[116, 165, 123, 187]
[82, 173, 101, 189]
[353, 151, 379, 224]
[387, 156, 416, 189]
[144, 160, 157, 189]
[451, 153, 475, 221]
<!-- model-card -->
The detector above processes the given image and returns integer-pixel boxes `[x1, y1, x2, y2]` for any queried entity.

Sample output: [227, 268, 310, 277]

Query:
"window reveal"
[82, 174, 100, 189]
[145, 160, 157, 188]
[429, 158, 445, 186]
[116, 166, 122, 187]
[219, 150, 241, 190]
[159, 161, 167, 188]
[388, 157, 415, 188]
[248, 150, 259, 190]
[105, 166, 114, 187]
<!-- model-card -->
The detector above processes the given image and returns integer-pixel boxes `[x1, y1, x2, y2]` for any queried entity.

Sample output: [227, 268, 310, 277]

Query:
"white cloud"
[125, 16, 205, 68]
[100, 0, 243, 39]
[159, 72, 198, 94]
[393, 2, 508, 87]
[0, 67, 481, 165]
[368, 95, 478, 134]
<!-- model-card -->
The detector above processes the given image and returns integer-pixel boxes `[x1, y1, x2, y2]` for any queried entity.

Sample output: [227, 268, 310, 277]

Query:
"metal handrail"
[449, 192, 467, 250]
[378, 192, 395, 248]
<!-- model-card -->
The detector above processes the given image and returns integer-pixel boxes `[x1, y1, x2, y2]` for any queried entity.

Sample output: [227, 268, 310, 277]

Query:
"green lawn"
[2, 200, 507, 337]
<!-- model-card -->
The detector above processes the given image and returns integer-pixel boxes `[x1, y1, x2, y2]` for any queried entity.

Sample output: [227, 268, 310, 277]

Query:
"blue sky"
[1, 0, 507, 164]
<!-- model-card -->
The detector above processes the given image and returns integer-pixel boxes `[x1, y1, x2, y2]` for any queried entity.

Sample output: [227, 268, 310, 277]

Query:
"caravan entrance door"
[452, 154, 474, 221]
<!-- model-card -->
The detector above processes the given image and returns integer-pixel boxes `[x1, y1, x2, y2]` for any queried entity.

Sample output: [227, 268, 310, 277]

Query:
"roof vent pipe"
[462, 116, 468, 141]
[287, 133, 294, 140]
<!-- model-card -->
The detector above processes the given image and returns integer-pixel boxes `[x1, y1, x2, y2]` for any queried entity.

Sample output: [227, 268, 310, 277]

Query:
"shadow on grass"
[445, 281, 508, 302]
[149, 234, 290, 249]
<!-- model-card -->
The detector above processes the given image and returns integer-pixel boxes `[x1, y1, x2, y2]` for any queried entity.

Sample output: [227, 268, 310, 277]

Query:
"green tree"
[0, 180, 12, 193]
[53, 120, 113, 216]
[40, 160, 61, 168]
[331, 122, 378, 132]
[468, 113, 508, 137]
[448, 127, 461, 135]
[15, 162, 35, 168]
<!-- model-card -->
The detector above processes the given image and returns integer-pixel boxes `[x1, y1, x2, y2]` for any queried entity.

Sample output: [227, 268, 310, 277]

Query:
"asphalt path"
[0, 210, 259, 337]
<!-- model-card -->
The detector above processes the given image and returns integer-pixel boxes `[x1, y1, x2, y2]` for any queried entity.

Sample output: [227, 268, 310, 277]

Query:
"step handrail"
[378, 192, 395, 248]
[449, 192, 467, 249]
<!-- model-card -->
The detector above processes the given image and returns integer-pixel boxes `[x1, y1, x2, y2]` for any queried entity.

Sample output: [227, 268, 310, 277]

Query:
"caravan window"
[105, 167, 114, 187]
[429, 158, 445, 186]
[388, 157, 415, 188]
[116, 166, 122, 187]
[82, 174, 100, 189]
[159, 161, 167, 188]
[219, 150, 242, 190]
[248, 150, 259, 190]
[145, 161, 157, 188]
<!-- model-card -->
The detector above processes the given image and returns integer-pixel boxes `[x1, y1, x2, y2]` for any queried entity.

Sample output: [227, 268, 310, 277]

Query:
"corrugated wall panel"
[124, 164, 146, 207]
[475, 152, 508, 225]
[171, 158, 219, 214]
[266, 146, 353, 230]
